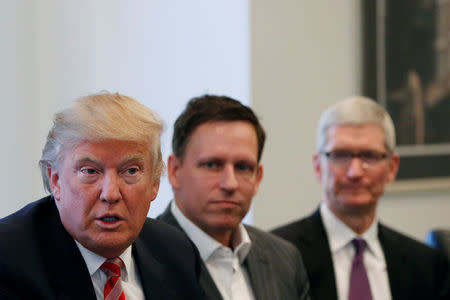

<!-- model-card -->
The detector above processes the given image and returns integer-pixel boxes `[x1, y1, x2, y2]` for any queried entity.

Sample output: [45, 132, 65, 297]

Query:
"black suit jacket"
[272, 209, 450, 300]
[0, 196, 204, 299]
[157, 204, 310, 300]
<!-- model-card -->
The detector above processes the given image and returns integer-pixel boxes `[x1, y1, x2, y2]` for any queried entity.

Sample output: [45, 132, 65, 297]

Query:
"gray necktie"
[349, 238, 372, 300]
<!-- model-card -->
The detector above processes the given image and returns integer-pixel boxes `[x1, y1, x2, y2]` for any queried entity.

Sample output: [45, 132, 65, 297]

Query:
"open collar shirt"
[171, 200, 255, 300]
[320, 202, 392, 300]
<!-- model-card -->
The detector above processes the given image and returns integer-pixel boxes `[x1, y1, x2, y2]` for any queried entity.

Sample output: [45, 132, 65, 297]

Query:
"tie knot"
[101, 257, 124, 277]
[352, 238, 366, 255]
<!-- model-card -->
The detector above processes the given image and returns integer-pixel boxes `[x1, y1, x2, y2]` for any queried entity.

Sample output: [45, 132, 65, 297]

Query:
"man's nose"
[100, 172, 122, 203]
[346, 158, 366, 178]
[219, 165, 239, 191]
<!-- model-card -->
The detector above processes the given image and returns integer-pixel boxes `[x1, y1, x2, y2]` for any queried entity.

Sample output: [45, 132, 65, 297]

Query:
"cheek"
[189, 176, 215, 195]
[323, 168, 339, 186]
[370, 173, 389, 192]
[242, 181, 258, 198]
[60, 180, 99, 216]
[370, 166, 390, 183]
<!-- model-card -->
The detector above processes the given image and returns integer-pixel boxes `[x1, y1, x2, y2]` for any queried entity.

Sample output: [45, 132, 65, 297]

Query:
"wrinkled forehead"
[57, 139, 152, 165]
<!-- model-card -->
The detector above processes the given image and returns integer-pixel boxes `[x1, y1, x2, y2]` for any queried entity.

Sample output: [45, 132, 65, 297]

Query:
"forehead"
[62, 140, 151, 165]
[325, 124, 386, 151]
[186, 121, 258, 159]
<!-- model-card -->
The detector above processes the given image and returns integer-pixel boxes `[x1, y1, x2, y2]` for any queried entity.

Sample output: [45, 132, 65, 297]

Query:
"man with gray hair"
[0, 92, 204, 299]
[273, 96, 449, 300]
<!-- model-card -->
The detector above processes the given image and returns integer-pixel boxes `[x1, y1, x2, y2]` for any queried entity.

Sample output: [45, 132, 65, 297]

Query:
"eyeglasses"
[322, 150, 390, 168]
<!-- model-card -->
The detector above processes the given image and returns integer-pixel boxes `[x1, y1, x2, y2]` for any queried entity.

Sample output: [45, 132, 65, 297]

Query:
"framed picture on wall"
[363, 0, 450, 190]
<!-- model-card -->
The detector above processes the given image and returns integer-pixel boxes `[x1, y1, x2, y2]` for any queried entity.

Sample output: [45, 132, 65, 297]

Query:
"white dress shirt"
[75, 241, 145, 300]
[320, 202, 392, 300]
[171, 201, 255, 300]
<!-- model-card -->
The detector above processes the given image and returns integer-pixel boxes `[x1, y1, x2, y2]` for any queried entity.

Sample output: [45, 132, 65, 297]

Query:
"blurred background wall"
[1, 0, 449, 241]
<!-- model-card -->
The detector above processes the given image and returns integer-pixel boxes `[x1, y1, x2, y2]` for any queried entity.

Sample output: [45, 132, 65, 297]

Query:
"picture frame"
[362, 0, 450, 191]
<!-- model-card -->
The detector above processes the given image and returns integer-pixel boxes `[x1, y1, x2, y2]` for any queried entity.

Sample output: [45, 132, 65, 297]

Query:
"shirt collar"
[320, 202, 382, 258]
[171, 200, 251, 263]
[75, 240, 132, 281]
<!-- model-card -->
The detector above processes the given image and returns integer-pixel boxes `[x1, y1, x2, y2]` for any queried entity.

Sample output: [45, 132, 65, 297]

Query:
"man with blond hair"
[0, 92, 204, 299]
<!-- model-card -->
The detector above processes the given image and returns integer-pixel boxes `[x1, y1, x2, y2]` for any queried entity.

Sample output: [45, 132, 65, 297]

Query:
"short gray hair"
[39, 92, 164, 193]
[316, 96, 396, 152]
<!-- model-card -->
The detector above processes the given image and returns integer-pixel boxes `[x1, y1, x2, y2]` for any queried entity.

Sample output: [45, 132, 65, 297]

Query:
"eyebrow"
[73, 156, 103, 169]
[329, 147, 386, 153]
[119, 155, 146, 167]
[73, 155, 146, 169]
[198, 156, 257, 166]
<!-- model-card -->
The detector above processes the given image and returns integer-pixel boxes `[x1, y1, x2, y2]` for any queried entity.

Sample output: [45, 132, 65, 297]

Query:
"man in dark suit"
[158, 95, 310, 300]
[272, 96, 450, 300]
[0, 92, 204, 299]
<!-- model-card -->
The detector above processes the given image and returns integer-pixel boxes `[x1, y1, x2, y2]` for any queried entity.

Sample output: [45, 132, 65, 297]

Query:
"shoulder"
[136, 218, 204, 299]
[0, 196, 55, 249]
[271, 210, 322, 242]
[379, 223, 449, 267]
[244, 225, 311, 298]
[379, 223, 442, 257]
[0, 196, 63, 298]
[0, 196, 54, 226]
[137, 217, 202, 274]
[379, 223, 450, 298]
[139, 217, 195, 252]
[271, 218, 309, 238]
[155, 203, 178, 226]
[245, 225, 302, 259]
[379, 223, 449, 278]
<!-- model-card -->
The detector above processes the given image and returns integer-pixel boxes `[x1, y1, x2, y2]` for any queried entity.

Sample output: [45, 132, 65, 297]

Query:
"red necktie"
[349, 238, 372, 300]
[100, 257, 126, 300]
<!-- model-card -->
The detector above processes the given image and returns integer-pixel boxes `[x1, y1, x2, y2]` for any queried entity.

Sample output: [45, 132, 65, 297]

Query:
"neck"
[205, 227, 236, 248]
[203, 226, 240, 249]
[341, 213, 375, 234]
[326, 203, 376, 235]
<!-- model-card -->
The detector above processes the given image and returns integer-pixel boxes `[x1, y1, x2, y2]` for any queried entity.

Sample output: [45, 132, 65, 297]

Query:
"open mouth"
[101, 216, 120, 222]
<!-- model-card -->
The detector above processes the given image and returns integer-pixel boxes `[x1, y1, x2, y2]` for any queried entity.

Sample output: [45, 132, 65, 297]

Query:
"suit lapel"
[133, 228, 180, 299]
[379, 224, 411, 300]
[245, 229, 275, 300]
[38, 198, 97, 299]
[299, 210, 338, 300]
[157, 203, 181, 229]
[157, 204, 224, 299]
[199, 263, 224, 300]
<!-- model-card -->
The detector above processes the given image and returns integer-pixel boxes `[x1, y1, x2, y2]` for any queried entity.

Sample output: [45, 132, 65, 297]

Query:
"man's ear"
[386, 153, 400, 184]
[149, 179, 160, 202]
[252, 164, 264, 196]
[167, 154, 181, 189]
[47, 166, 61, 200]
[313, 152, 323, 183]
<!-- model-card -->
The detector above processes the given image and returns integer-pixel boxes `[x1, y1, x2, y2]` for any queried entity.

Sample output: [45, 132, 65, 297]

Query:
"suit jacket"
[272, 209, 450, 300]
[157, 204, 310, 300]
[0, 196, 205, 299]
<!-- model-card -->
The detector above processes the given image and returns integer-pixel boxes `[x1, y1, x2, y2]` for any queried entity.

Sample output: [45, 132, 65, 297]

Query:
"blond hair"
[39, 92, 164, 192]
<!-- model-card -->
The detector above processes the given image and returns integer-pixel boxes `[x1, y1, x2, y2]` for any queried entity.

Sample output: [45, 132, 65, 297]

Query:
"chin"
[342, 198, 376, 212]
[211, 219, 241, 231]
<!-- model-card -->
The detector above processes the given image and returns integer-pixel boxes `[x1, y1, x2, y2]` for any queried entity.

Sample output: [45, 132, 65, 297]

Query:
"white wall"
[0, 0, 36, 215]
[1, 0, 249, 218]
[251, 0, 450, 241]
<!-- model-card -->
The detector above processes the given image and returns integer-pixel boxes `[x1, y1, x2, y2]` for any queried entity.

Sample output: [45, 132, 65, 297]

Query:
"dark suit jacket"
[0, 196, 205, 299]
[157, 204, 310, 300]
[272, 209, 450, 300]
